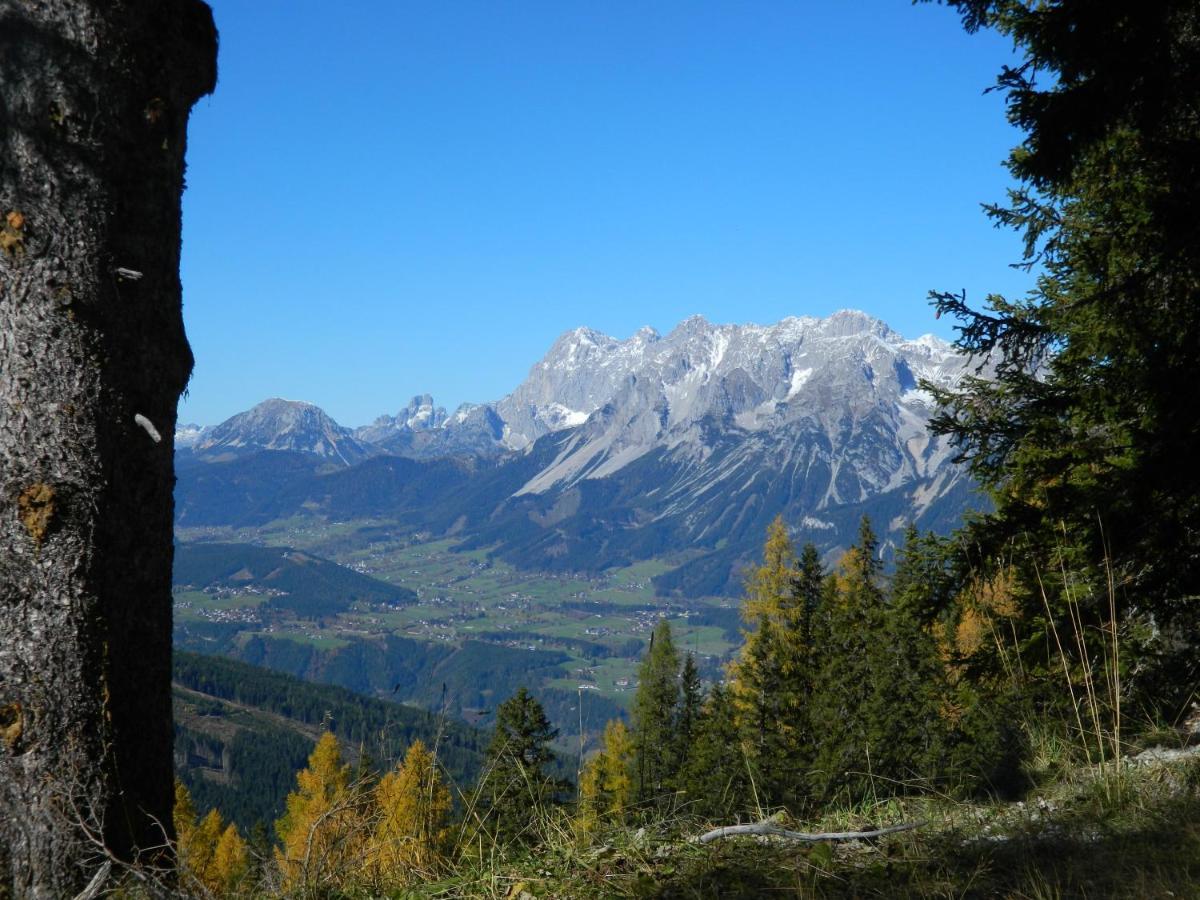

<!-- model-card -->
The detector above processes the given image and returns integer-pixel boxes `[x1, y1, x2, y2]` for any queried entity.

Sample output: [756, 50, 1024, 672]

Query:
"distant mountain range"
[175, 311, 982, 596]
[185, 397, 374, 465]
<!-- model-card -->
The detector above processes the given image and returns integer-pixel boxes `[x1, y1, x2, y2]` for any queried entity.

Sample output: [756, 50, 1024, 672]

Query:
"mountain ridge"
[182, 309, 961, 465]
[176, 310, 980, 595]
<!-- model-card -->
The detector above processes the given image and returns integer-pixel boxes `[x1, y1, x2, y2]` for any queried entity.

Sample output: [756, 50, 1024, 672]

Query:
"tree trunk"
[0, 2, 217, 896]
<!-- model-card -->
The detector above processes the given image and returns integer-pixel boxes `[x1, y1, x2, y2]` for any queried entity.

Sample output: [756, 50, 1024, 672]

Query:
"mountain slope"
[349, 311, 966, 470]
[174, 542, 416, 617]
[176, 311, 983, 594]
[172, 650, 487, 828]
[388, 311, 978, 585]
[193, 398, 375, 465]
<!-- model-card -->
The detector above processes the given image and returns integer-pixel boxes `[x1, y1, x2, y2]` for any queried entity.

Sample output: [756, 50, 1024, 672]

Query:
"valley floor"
[174, 522, 739, 751]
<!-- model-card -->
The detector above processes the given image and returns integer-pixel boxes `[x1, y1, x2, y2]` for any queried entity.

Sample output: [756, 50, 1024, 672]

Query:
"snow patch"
[710, 331, 730, 368]
[913, 333, 951, 352]
[175, 424, 205, 448]
[538, 402, 589, 429]
[902, 387, 935, 406]
[786, 367, 813, 399]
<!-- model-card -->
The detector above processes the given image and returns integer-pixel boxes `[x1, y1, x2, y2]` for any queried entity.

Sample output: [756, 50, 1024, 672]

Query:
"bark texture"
[0, 2, 216, 896]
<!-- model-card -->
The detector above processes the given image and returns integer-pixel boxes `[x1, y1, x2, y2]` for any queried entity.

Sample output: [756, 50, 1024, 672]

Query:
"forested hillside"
[172, 651, 489, 829]
[174, 541, 416, 616]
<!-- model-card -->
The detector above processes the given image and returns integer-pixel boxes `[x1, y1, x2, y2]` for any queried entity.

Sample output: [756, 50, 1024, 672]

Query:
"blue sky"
[180, 1, 1031, 427]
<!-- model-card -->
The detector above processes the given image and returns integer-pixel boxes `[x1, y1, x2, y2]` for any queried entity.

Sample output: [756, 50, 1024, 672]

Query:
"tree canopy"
[481, 687, 560, 844]
[922, 1, 1200, 691]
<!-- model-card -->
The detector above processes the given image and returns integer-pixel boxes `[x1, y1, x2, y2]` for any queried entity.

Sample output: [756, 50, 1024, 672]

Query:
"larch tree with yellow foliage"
[211, 824, 250, 895]
[368, 739, 451, 885]
[578, 719, 634, 832]
[274, 732, 366, 892]
[174, 780, 249, 896]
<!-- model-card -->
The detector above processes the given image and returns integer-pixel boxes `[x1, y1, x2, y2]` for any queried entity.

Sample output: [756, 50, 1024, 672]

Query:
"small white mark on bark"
[134, 413, 161, 443]
[113, 267, 143, 281]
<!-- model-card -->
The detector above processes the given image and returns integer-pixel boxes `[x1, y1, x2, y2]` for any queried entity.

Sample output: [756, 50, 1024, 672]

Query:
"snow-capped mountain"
[174, 423, 206, 448]
[351, 395, 506, 457]
[489, 324, 666, 450]
[353, 310, 966, 495]
[343, 310, 965, 469]
[438, 310, 974, 589]
[178, 312, 980, 594]
[192, 398, 374, 465]
[498, 310, 964, 495]
[355, 394, 448, 444]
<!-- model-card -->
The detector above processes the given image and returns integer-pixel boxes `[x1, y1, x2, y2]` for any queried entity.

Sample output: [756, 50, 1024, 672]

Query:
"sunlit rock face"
[181, 312, 980, 593]
[195, 398, 374, 465]
[493, 310, 967, 505]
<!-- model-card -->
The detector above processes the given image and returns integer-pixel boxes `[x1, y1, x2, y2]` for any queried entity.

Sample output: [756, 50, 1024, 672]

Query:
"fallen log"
[694, 819, 926, 844]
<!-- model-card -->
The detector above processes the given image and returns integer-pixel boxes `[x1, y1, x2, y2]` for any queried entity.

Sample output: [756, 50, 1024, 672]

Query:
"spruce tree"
[481, 687, 559, 844]
[795, 542, 825, 647]
[672, 652, 704, 786]
[919, 1, 1200, 696]
[679, 684, 753, 821]
[728, 519, 822, 810]
[810, 517, 887, 802]
[858, 525, 952, 791]
[733, 616, 798, 807]
[632, 619, 681, 806]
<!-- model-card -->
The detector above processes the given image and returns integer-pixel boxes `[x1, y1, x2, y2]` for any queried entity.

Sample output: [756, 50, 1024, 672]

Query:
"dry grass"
[331, 745, 1199, 899]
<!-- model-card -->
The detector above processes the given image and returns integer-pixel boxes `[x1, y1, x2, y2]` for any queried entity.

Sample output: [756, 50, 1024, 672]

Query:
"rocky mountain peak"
[195, 398, 372, 465]
[187, 310, 970, 519]
[178, 310, 979, 595]
[670, 313, 712, 336]
[816, 308, 898, 340]
[395, 394, 448, 431]
[175, 422, 206, 448]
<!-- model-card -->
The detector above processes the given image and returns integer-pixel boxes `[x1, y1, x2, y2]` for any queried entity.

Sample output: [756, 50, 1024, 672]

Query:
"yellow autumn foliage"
[741, 516, 799, 623]
[726, 518, 815, 755]
[946, 567, 1022, 663]
[578, 719, 634, 832]
[174, 779, 249, 896]
[274, 731, 366, 892]
[956, 605, 989, 658]
[367, 739, 451, 884]
[212, 823, 250, 893]
[977, 567, 1021, 619]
